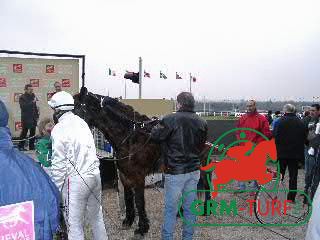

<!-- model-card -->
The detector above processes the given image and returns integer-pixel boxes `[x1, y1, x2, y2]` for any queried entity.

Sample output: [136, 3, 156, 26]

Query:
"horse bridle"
[78, 92, 160, 161]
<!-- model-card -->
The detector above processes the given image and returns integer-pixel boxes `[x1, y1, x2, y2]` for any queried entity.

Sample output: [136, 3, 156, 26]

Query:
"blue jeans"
[162, 170, 200, 240]
[237, 180, 259, 191]
[305, 153, 316, 192]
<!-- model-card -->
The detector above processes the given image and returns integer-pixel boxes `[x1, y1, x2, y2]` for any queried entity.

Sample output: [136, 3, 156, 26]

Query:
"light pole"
[124, 79, 127, 99]
[139, 57, 142, 99]
[189, 73, 192, 93]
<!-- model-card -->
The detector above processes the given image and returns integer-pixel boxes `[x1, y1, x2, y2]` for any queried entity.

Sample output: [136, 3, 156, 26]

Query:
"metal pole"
[139, 57, 142, 99]
[189, 73, 192, 93]
[124, 79, 127, 99]
[203, 96, 206, 115]
[81, 55, 85, 88]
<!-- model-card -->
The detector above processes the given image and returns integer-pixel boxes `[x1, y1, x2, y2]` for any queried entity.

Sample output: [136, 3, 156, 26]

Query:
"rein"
[77, 93, 159, 161]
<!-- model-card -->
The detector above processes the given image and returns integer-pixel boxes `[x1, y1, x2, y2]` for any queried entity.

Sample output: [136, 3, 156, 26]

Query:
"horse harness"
[77, 92, 160, 161]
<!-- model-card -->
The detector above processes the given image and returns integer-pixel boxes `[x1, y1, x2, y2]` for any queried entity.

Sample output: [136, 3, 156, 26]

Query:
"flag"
[160, 71, 167, 79]
[124, 71, 139, 84]
[190, 73, 197, 82]
[176, 72, 182, 79]
[144, 70, 150, 78]
[108, 68, 116, 76]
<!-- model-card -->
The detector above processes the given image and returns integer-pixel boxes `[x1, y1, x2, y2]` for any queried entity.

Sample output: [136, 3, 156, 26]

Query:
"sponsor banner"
[0, 201, 35, 240]
[0, 77, 6, 87]
[46, 65, 55, 73]
[13, 93, 23, 103]
[30, 79, 39, 88]
[62, 79, 71, 88]
[0, 57, 79, 136]
[0, 64, 9, 74]
[13, 64, 23, 73]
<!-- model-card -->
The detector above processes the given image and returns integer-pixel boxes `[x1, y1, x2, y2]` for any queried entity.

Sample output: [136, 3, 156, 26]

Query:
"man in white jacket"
[48, 91, 108, 240]
[306, 184, 320, 240]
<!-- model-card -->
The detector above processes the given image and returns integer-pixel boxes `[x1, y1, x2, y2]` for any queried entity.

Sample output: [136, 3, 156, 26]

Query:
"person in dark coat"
[18, 84, 39, 150]
[304, 104, 320, 199]
[151, 92, 208, 240]
[266, 110, 273, 125]
[274, 104, 307, 202]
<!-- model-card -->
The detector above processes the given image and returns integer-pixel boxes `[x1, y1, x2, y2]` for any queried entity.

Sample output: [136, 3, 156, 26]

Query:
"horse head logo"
[0, 204, 29, 229]
[201, 128, 277, 198]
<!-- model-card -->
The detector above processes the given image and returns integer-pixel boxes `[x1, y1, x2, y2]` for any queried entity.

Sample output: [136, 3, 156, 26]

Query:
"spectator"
[54, 81, 62, 93]
[18, 84, 39, 151]
[271, 111, 282, 133]
[235, 100, 272, 191]
[303, 110, 312, 129]
[36, 118, 54, 169]
[308, 120, 320, 200]
[0, 99, 60, 240]
[304, 104, 320, 198]
[151, 92, 207, 240]
[48, 91, 108, 240]
[274, 104, 307, 202]
[266, 110, 273, 125]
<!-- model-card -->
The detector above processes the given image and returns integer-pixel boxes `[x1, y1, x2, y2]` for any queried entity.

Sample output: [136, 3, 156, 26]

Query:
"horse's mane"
[101, 95, 150, 124]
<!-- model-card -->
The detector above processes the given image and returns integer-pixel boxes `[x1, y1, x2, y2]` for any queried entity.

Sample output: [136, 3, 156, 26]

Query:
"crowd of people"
[1, 86, 320, 239]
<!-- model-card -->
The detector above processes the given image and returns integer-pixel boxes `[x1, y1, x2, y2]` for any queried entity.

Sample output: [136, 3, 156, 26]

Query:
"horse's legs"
[122, 187, 136, 228]
[134, 186, 150, 236]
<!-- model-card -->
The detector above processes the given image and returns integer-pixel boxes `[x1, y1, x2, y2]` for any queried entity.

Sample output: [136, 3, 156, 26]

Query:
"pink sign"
[0, 201, 35, 240]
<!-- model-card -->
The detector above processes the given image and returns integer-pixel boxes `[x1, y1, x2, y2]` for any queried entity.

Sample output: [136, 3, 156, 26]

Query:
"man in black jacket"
[151, 92, 207, 240]
[18, 84, 39, 151]
[304, 104, 320, 198]
[274, 104, 307, 202]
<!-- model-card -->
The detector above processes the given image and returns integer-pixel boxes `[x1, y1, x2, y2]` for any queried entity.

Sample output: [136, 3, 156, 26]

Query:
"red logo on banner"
[15, 121, 22, 131]
[13, 64, 23, 73]
[62, 79, 71, 87]
[46, 65, 55, 73]
[47, 92, 55, 101]
[0, 77, 6, 87]
[30, 79, 39, 87]
[14, 93, 23, 103]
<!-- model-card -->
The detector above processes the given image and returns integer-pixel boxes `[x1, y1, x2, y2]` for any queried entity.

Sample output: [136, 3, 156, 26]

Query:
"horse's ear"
[102, 96, 118, 107]
[80, 87, 88, 101]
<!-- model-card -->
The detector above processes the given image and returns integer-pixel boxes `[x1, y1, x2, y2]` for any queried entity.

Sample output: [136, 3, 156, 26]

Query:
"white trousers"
[62, 174, 108, 240]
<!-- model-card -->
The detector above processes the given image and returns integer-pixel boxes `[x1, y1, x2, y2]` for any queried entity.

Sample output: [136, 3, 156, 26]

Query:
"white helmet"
[48, 91, 74, 111]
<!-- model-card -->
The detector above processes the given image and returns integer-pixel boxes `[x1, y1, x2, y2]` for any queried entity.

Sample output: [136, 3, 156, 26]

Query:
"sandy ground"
[95, 169, 309, 240]
[25, 151, 309, 239]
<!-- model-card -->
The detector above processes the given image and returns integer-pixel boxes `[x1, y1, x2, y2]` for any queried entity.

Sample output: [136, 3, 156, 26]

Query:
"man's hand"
[159, 163, 166, 173]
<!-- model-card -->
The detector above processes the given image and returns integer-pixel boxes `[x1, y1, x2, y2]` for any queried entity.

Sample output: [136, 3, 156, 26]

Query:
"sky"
[1, 0, 320, 101]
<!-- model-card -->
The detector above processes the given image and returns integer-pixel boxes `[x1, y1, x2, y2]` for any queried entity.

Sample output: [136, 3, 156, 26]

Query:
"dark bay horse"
[73, 88, 211, 237]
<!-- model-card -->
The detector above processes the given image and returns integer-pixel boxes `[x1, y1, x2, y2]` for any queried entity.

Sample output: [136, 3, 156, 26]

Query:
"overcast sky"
[1, 0, 320, 101]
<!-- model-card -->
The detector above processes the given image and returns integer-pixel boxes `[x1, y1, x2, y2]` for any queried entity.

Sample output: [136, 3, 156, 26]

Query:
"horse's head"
[73, 87, 103, 126]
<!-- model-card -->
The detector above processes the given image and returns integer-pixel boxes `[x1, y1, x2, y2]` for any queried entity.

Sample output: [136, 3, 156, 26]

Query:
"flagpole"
[139, 57, 142, 99]
[124, 79, 127, 99]
[189, 73, 192, 93]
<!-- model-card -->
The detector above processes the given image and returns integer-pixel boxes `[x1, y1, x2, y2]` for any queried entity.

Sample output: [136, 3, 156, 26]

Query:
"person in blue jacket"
[0, 99, 60, 240]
